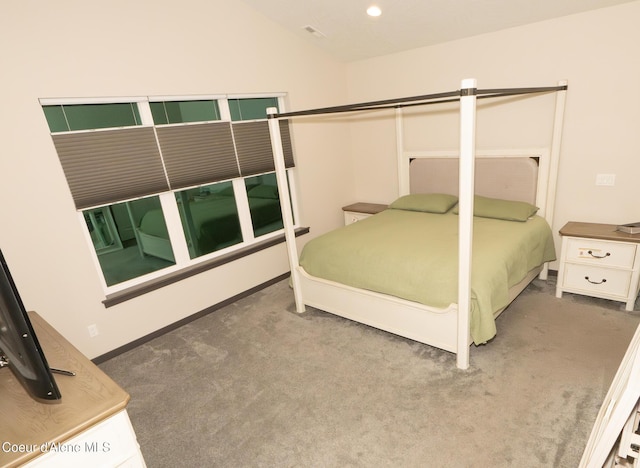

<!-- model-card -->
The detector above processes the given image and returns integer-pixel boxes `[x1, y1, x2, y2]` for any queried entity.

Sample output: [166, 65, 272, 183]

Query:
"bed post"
[457, 78, 477, 370]
[545, 80, 568, 232]
[396, 107, 410, 196]
[267, 108, 305, 313]
[538, 80, 567, 280]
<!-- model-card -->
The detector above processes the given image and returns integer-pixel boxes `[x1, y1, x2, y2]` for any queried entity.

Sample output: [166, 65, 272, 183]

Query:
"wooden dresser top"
[0, 312, 129, 468]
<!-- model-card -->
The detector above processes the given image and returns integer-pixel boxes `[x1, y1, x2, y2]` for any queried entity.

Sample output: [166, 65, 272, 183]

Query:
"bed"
[136, 184, 282, 261]
[266, 78, 568, 369]
[299, 190, 556, 346]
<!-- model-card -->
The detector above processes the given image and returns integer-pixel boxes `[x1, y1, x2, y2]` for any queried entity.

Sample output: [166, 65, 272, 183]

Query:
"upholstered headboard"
[409, 155, 540, 205]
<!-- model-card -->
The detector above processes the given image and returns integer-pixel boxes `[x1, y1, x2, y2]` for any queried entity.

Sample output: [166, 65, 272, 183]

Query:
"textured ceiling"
[240, 0, 634, 62]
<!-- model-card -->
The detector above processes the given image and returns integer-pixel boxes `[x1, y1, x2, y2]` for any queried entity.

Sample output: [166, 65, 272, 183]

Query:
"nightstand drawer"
[344, 211, 372, 225]
[563, 263, 632, 297]
[565, 238, 636, 268]
[342, 203, 387, 226]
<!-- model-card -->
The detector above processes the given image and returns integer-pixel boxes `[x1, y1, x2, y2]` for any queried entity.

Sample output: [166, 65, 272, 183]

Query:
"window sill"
[102, 226, 309, 308]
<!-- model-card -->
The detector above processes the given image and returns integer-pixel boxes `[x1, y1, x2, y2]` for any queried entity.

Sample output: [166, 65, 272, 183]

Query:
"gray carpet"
[99, 276, 640, 467]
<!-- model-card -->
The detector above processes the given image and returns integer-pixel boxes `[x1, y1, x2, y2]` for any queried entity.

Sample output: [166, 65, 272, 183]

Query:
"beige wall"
[0, 0, 351, 358]
[345, 2, 640, 267]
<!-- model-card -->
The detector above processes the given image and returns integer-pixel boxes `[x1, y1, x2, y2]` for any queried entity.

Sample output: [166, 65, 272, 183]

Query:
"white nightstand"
[556, 222, 640, 311]
[342, 202, 387, 225]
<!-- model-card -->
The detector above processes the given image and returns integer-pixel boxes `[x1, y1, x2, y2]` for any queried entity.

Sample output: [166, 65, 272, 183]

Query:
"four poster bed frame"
[266, 79, 568, 369]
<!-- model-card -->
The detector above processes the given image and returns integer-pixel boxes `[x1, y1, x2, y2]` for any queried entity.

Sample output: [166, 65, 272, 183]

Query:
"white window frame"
[44, 93, 298, 295]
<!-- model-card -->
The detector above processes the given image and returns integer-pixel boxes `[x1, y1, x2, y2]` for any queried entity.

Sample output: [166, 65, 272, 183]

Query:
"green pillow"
[389, 193, 458, 214]
[453, 195, 539, 222]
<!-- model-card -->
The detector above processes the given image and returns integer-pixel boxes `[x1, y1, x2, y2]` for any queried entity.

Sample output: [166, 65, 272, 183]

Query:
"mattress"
[299, 208, 556, 344]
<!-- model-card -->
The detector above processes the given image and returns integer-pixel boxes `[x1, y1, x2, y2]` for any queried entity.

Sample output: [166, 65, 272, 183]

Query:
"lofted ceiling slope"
[240, 0, 635, 62]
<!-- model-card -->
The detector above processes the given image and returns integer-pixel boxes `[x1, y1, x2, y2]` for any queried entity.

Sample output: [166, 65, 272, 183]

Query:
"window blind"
[279, 120, 296, 169]
[232, 120, 295, 176]
[52, 127, 169, 209]
[155, 121, 240, 190]
[50, 109, 295, 208]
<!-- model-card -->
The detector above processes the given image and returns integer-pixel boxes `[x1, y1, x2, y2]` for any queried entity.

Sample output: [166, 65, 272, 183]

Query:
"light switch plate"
[596, 174, 616, 186]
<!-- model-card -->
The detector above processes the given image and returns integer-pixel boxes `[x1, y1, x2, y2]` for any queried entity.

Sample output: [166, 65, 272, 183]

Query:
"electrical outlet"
[87, 324, 99, 338]
[595, 173, 616, 186]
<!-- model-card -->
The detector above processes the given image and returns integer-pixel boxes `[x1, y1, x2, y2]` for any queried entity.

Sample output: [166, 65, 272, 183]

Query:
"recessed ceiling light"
[366, 5, 382, 17]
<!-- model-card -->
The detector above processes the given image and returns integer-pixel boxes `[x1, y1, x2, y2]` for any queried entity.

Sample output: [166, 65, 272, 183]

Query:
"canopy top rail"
[270, 84, 568, 119]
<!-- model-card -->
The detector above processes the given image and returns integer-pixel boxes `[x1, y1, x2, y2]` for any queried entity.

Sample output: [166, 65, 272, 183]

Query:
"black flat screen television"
[0, 248, 61, 402]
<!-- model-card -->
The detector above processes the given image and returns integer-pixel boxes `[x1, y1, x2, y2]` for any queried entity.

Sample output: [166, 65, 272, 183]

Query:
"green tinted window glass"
[229, 98, 279, 121]
[150, 100, 220, 125]
[42, 106, 69, 133]
[149, 102, 168, 125]
[43, 103, 142, 132]
[86, 196, 175, 286]
[245, 172, 284, 237]
[175, 181, 242, 259]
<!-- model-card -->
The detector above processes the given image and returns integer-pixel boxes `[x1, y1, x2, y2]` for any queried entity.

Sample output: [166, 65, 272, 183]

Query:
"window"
[228, 97, 278, 121]
[42, 94, 298, 296]
[90, 196, 176, 287]
[175, 181, 242, 259]
[245, 172, 286, 237]
[43, 102, 142, 132]
[150, 99, 221, 124]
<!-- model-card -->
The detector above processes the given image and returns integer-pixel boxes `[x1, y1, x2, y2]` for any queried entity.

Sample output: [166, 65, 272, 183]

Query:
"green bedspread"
[299, 209, 556, 345]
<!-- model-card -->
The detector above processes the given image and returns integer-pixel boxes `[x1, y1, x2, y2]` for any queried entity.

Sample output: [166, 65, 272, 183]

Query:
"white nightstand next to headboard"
[342, 202, 388, 225]
[556, 222, 640, 311]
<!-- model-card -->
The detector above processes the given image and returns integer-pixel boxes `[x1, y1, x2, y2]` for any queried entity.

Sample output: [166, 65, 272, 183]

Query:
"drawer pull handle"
[585, 276, 607, 285]
[587, 250, 610, 259]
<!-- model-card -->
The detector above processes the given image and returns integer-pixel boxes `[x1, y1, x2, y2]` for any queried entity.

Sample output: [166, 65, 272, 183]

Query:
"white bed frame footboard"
[298, 266, 460, 352]
[297, 264, 544, 354]
[267, 78, 567, 370]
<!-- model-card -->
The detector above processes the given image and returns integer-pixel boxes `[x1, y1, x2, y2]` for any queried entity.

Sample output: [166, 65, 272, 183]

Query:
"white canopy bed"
[266, 78, 568, 369]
